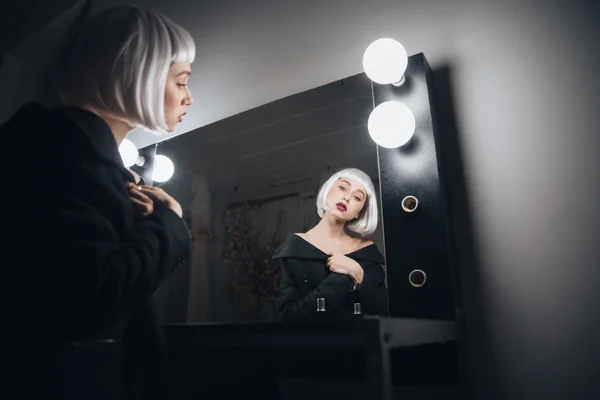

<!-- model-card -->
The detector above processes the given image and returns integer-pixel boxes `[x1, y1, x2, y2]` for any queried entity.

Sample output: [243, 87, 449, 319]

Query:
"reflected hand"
[327, 253, 364, 285]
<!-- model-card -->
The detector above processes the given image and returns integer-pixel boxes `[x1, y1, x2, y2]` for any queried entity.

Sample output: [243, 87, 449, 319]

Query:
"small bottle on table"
[353, 302, 362, 318]
[316, 297, 326, 320]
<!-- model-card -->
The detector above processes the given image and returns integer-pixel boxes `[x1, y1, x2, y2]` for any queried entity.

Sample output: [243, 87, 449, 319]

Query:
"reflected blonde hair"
[316, 168, 379, 238]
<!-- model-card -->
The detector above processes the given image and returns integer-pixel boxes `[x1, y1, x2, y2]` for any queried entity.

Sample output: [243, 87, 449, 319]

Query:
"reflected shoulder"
[351, 238, 375, 253]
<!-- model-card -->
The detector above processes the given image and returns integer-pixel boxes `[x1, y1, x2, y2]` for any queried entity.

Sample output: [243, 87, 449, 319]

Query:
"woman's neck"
[80, 105, 133, 146]
[308, 213, 348, 240]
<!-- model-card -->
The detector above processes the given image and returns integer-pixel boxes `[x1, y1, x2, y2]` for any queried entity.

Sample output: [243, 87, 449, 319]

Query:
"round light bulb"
[153, 154, 174, 182]
[362, 38, 408, 85]
[367, 101, 416, 148]
[118, 139, 139, 167]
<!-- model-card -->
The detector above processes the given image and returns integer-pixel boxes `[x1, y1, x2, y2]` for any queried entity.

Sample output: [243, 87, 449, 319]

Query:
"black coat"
[2, 103, 191, 398]
[273, 234, 388, 321]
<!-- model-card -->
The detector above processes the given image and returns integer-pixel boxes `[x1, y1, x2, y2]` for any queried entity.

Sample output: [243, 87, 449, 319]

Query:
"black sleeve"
[39, 199, 191, 316]
[277, 259, 355, 321]
[358, 263, 389, 316]
[33, 164, 191, 321]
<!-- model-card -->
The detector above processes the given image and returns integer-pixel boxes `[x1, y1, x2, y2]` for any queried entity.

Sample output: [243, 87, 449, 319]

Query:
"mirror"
[148, 72, 388, 323]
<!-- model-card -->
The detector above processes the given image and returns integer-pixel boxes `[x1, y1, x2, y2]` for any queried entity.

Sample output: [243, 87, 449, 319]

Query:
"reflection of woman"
[2, 6, 195, 399]
[274, 168, 388, 321]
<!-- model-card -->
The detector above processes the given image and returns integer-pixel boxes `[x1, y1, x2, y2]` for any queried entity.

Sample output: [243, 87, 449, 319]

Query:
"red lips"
[336, 202, 347, 211]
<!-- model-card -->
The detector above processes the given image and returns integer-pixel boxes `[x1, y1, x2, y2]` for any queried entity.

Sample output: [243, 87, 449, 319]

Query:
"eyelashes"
[339, 185, 363, 202]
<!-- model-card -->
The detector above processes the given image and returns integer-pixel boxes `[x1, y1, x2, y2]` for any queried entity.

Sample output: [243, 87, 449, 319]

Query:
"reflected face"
[326, 178, 367, 221]
[164, 62, 194, 132]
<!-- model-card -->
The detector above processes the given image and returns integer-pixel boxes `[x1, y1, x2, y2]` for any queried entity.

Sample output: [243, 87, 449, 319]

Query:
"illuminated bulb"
[363, 38, 408, 85]
[367, 101, 416, 148]
[118, 139, 139, 167]
[153, 154, 174, 182]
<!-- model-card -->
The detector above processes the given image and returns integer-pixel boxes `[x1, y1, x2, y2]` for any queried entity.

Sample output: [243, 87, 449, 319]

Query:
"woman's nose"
[184, 87, 194, 106]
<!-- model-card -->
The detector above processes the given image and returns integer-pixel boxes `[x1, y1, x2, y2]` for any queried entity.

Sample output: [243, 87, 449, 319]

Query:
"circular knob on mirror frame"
[408, 269, 427, 287]
[401, 195, 418, 213]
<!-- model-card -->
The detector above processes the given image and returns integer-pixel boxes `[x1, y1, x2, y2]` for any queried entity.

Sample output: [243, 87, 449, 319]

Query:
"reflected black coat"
[273, 234, 388, 321]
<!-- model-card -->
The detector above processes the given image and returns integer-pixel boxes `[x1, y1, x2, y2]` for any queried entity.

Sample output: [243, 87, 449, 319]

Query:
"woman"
[3, 6, 195, 399]
[274, 168, 389, 321]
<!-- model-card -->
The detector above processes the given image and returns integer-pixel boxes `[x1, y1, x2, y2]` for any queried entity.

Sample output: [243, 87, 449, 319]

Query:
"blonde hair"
[54, 6, 195, 133]
[316, 168, 379, 237]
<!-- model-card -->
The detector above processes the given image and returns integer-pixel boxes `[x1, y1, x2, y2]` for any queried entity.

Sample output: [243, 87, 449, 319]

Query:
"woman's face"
[164, 62, 194, 132]
[326, 178, 367, 221]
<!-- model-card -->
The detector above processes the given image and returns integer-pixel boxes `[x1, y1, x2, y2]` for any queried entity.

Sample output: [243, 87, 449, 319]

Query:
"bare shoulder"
[349, 237, 374, 252]
[358, 239, 374, 248]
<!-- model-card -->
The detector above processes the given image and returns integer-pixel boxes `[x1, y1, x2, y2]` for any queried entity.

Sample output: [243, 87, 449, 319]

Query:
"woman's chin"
[327, 210, 350, 223]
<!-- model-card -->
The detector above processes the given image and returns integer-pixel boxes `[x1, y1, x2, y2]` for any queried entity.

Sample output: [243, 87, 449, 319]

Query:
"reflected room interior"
[143, 72, 385, 324]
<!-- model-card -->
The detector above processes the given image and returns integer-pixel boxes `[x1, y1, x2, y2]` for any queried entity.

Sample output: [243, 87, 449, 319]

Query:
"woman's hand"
[327, 253, 364, 285]
[127, 182, 154, 217]
[138, 185, 183, 218]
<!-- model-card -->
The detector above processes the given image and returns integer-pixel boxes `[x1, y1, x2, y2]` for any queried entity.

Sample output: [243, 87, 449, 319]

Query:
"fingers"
[130, 197, 147, 207]
[129, 186, 151, 202]
[130, 198, 153, 216]
[139, 185, 164, 193]
[330, 265, 348, 275]
[138, 188, 163, 203]
[134, 183, 170, 199]
[136, 185, 182, 218]
[127, 183, 154, 216]
[127, 182, 160, 193]
[327, 257, 338, 273]
[327, 253, 351, 276]
[139, 186, 170, 203]
[327, 252, 335, 266]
